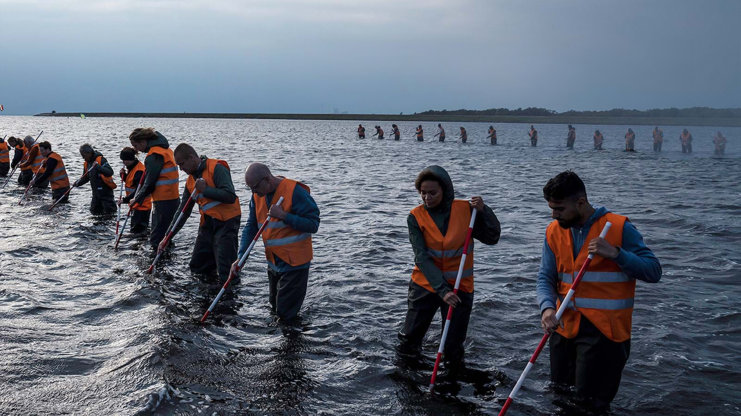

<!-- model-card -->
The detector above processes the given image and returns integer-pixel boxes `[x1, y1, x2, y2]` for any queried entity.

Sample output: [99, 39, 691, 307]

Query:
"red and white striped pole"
[429, 207, 478, 392]
[146, 191, 199, 274]
[114, 172, 147, 249]
[115, 171, 125, 234]
[200, 196, 284, 323]
[498, 222, 612, 416]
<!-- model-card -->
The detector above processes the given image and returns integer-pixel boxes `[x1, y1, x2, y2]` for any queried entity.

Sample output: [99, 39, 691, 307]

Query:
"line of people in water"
[350, 124, 729, 154]
[2, 126, 670, 414]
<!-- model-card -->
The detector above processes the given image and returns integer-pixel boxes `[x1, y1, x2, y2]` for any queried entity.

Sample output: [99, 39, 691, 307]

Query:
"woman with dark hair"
[397, 165, 500, 373]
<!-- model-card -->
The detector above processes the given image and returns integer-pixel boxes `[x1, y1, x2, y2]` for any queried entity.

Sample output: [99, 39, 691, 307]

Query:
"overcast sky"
[1, 0, 739, 115]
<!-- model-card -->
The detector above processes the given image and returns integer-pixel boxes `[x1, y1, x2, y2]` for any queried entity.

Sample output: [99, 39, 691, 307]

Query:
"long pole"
[115, 171, 125, 235]
[1, 130, 43, 191]
[429, 208, 478, 392]
[114, 172, 147, 249]
[200, 196, 284, 323]
[497, 222, 612, 416]
[146, 191, 199, 274]
[48, 161, 97, 211]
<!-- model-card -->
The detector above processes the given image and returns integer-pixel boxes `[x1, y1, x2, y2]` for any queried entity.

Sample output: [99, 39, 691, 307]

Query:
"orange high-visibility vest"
[0, 142, 9, 164]
[46, 152, 69, 190]
[146, 146, 179, 201]
[254, 178, 313, 267]
[30, 145, 44, 173]
[84, 155, 117, 190]
[185, 158, 241, 223]
[125, 161, 151, 211]
[416, 128, 423, 139]
[547, 212, 635, 342]
[19, 145, 33, 171]
[410, 200, 475, 293]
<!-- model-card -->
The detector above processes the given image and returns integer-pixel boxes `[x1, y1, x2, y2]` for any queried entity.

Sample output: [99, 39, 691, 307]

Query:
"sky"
[1, 0, 739, 115]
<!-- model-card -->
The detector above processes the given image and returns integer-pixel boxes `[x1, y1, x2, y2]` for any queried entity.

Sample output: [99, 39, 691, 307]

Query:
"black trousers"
[549, 317, 631, 412]
[18, 169, 33, 185]
[130, 209, 151, 233]
[90, 186, 117, 215]
[189, 215, 240, 282]
[682, 143, 692, 153]
[267, 266, 309, 321]
[52, 187, 70, 204]
[398, 281, 473, 366]
[0, 162, 8, 176]
[150, 198, 179, 248]
[32, 177, 49, 189]
[653, 141, 662, 152]
[531, 138, 538, 147]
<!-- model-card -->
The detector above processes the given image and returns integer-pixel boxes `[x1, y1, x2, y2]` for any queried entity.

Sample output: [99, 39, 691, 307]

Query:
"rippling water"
[0, 116, 739, 415]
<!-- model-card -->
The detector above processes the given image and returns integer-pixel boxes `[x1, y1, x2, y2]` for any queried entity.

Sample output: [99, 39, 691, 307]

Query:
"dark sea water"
[0, 116, 739, 415]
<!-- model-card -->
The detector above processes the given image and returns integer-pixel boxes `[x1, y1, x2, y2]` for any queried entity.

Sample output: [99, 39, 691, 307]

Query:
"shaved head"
[245, 163, 271, 183]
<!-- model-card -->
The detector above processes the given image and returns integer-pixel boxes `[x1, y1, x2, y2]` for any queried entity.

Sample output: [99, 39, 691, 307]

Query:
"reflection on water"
[0, 116, 739, 415]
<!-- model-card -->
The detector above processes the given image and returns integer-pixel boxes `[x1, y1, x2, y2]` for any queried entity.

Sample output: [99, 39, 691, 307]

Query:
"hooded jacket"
[407, 165, 501, 298]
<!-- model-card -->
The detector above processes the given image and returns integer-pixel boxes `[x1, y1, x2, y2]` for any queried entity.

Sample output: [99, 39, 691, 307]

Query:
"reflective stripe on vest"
[547, 212, 635, 342]
[410, 199, 475, 294]
[254, 178, 313, 267]
[184, 158, 240, 222]
[558, 271, 631, 284]
[0, 143, 9, 163]
[146, 146, 179, 201]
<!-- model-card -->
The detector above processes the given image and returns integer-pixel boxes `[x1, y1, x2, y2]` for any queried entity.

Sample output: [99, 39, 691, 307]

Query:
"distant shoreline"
[33, 112, 741, 127]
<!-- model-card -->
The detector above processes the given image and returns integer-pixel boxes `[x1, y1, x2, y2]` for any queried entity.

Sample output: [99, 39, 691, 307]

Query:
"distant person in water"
[415, 125, 424, 142]
[713, 131, 726, 156]
[652, 127, 664, 152]
[357, 124, 366, 139]
[459, 127, 468, 143]
[680, 129, 692, 153]
[18, 135, 43, 186]
[391, 124, 401, 140]
[624, 128, 636, 152]
[566, 125, 576, 149]
[435, 124, 445, 142]
[593, 130, 604, 150]
[538, 170, 661, 413]
[76, 143, 117, 215]
[373, 126, 383, 139]
[488, 126, 497, 145]
[397, 165, 500, 373]
[8, 137, 25, 175]
[529, 125, 538, 147]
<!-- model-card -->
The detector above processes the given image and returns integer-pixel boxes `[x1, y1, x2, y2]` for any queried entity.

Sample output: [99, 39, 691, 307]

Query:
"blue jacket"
[536, 206, 662, 313]
[239, 184, 320, 272]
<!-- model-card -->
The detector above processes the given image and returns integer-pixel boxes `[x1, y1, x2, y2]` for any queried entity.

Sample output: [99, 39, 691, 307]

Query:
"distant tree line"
[416, 106, 741, 118]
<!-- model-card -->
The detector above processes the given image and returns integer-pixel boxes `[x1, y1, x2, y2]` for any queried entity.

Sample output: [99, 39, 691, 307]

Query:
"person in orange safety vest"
[119, 147, 151, 234]
[537, 171, 661, 413]
[76, 144, 117, 215]
[0, 136, 10, 177]
[165, 143, 241, 283]
[31, 141, 69, 202]
[397, 165, 500, 372]
[230, 162, 320, 322]
[128, 128, 180, 249]
[18, 135, 45, 187]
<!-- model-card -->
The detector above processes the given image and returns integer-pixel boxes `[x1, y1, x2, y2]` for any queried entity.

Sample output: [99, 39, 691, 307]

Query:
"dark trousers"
[52, 187, 70, 204]
[267, 266, 309, 321]
[18, 169, 33, 185]
[549, 317, 631, 412]
[653, 141, 662, 152]
[90, 186, 117, 215]
[398, 281, 473, 366]
[150, 198, 179, 248]
[567, 138, 575, 148]
[0, 162, 8, 176]
[189, 215, 240, 282]
[531, 138, 538, 147]
[682, 143, 692, 153]
[33, 177, 49, 189]
[130, 209, 151, 233]
[491, 137, 497, 145]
